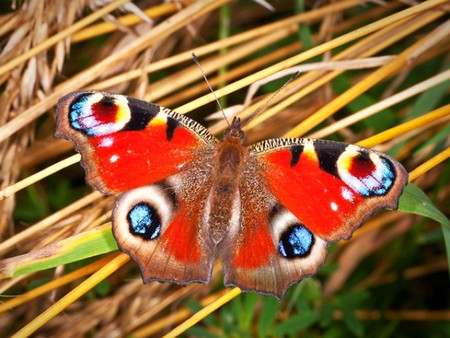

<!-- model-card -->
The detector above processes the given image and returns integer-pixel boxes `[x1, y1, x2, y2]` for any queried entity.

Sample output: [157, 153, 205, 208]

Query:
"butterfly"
[55, 90, 408, 299]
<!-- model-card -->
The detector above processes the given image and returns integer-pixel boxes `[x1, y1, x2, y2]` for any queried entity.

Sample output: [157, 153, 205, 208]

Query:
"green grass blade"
[0, 224, 117, 279]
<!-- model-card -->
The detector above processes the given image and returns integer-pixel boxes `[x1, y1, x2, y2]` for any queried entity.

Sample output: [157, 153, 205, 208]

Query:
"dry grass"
[0, 1, 449, 337]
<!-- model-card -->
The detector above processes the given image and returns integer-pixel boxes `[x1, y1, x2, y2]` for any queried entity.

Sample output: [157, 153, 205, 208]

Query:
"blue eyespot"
[279, 224, 314, 258]
[127, 203, 161, 240]
[341, 156, 396, 197]
[370, 157, 394, 195]
[69, 94, 91, 132]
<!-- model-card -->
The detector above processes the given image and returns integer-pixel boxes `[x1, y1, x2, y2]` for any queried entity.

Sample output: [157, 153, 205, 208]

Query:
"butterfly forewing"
[250, 138, 408, 242]
[55, 91, 217, 194]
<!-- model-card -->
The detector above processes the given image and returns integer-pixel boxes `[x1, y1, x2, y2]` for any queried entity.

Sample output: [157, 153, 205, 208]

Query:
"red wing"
[221, 139, 407, 298]
[251, 138, 408, 242]
[55, 91, 217, 194]
[220, 169, 328, 299]
[112, 171, 216, 285]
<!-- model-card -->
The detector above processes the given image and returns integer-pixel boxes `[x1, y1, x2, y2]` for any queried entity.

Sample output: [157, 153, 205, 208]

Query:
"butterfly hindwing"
[220, 165, 328, 298]
[55, 91, 217, 194]
[251, 138, 408, 241]
[112, 169, 216, 284]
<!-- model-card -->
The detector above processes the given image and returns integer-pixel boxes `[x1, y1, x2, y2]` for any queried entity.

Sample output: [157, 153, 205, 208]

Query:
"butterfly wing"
[56, 91, 218, 284]
[251, 138, 408, 242]
[221, 138, 407, 298]
[220, 167, 328, 298]
[55, 91, 217, 194]
[112, 169, 216, 284]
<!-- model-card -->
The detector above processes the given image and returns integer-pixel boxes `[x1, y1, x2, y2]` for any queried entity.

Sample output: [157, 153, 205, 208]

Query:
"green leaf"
[93, 279, 111, 297]
[258, 297, 280, 337]
[340, 305, 364, 337]
[186, 326, 218, 338]
[271, 311, 319, 335]
[319, 303, 335, 327]
[0, 224, 117, 278]
[399, 183, 449, 226]
[398, 183, 450, 273]
[241, 292, 258, 329]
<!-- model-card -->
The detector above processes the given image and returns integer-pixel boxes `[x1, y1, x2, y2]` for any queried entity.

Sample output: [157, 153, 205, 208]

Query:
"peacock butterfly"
[55, 90, 408, 299]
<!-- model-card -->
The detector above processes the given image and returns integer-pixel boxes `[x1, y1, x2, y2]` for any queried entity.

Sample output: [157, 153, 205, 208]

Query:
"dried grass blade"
[0, 154, 80, 200]
[176, 0, 448, 115]
[0, 191, 102, 256]
[0, 0, 131, 77]
[161, 287, 242, 338]
[0, 0, 230, 144]
[284, 8, 447, 137]
[0, 255, 115, 314]
[72, 2, 190, 43]
[356, 104, 450, 148]
[11, 253, 129, 338]
[309, 68, 450, 139]
[408, 146, 450, 182]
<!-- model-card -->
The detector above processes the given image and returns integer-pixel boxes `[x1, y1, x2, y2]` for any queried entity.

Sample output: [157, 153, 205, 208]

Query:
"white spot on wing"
[330, 202, 338, 211]
[99, 137, 114, 147]
[110, 155, 119, 163]
[341, 187, 354, 202]
[82, 115, 97, 127]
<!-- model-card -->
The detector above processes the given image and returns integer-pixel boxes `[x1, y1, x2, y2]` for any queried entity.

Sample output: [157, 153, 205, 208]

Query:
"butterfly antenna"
[191, 52, 230, 127]
[242, 70, 301, 127]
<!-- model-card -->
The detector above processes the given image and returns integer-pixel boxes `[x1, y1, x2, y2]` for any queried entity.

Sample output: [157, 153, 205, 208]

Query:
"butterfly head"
[224, 117, 245, 143]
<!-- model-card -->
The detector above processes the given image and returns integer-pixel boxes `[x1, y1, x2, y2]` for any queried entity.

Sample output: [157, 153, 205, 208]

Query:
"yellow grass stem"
[284, 9, 447, 137]
[0, 154, 80, 200]
[12, 253, 129, 338]
[309, 69, 450, 139]
[0, 255, 116, 314]
[356, 104, 450, 148]
[245, 10, 443, 133]
[408, 147, 450, 182]
[0, 0, 230, 144]
[0, 0, 131, 77]
[131, 289, 228, 337]
[176, 0, 448, 115]
[160, 42, 302, 109]
[162, 287, 242, 338]
[92, 0, 372, 93]
[71, 2, 191, 43]
[125, 283, 205, 332]
[0, 191, 102, 255]
[130, 288, 240, 337]
[146, 25, 299, 102]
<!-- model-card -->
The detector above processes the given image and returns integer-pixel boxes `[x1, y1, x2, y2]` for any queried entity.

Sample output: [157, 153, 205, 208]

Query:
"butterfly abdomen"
[206, 135, 248, 243]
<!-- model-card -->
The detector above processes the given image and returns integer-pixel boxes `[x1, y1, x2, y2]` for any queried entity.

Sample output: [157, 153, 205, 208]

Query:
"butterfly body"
[56, 91, 407, 298]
